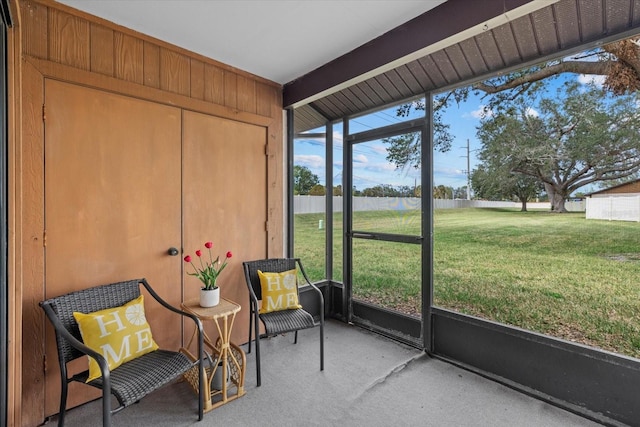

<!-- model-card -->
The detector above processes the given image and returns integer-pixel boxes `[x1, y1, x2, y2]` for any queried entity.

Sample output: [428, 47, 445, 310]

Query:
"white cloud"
[354, 154, 368, 164]
[468, 105, 492, 119]
[525, 107, 539, 118]
[332, 131, 344, 147]
[578, 74, 606, 87]
[366, 162, 397, 173]
[435, 165, 465, 176]
[370, 144, 388, 155]
[294, 154, 324, 168]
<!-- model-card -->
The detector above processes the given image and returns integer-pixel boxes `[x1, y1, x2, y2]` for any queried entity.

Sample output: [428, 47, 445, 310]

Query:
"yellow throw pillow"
[73, 294, 159, 382]
[258, 268, 303, 314]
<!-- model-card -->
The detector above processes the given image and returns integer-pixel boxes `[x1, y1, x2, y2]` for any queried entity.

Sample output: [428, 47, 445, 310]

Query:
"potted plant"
[184, 241, 232, 307]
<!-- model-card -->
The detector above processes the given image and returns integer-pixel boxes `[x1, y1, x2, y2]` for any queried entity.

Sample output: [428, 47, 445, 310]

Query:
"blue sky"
[294, 72, 607, 194]
[294, 93, 496, 193]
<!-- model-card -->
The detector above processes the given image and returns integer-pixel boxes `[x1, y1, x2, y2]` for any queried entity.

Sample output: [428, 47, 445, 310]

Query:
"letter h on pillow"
[257, 268, 303, 314]
[73, 294, 159, 382]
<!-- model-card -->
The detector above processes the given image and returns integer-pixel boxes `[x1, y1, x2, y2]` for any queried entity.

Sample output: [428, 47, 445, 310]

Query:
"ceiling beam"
[283, 0, 546, 109]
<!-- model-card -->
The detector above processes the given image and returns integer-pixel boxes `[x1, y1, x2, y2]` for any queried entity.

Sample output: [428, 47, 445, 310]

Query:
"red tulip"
[185, 241, 231, 290]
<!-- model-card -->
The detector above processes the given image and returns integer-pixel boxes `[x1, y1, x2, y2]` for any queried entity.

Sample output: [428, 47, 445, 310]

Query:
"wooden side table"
[180, 297, 246, 412]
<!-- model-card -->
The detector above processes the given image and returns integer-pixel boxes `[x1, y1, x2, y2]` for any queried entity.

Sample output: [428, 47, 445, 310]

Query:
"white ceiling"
[56, 0, 446, 85]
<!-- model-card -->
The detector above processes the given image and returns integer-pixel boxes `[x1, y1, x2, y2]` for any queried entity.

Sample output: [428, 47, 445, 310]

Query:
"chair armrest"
[300, 277, 324, 299]
[296, 261, 325, 311]
[296, 259, 324, 325]
[139, 278, 204, 335]
[139, 279, 205, 420]
[40, 302, 112, 378]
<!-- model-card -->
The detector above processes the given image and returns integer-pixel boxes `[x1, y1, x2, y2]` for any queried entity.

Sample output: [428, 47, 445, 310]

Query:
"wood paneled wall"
[22, 0, 279, 117]
[11, 1, 284, 425]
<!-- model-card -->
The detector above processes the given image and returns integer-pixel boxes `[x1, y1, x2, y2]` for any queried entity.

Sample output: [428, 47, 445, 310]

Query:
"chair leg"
[57, 377, 69, 427]
[320, 321, 325, 371]
[102, 386, 111, 427]
[97, 368, 112, 427]
[294, 330, 298, 344]
[247, 306, 253, 354]
[254, 312, 262, 387]
[198, 335, 205, 421]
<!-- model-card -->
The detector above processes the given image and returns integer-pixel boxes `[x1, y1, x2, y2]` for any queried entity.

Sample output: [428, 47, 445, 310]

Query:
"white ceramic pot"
[199, 287, 220, 307]
[211, 361, 230, 390]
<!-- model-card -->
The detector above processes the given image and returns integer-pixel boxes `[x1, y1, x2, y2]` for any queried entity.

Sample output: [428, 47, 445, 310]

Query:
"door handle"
[351, 232, 375, 239]
[167, 247, 180, 256]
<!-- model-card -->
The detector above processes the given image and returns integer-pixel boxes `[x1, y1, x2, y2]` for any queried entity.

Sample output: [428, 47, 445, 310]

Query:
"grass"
[294, 208, 640, 358]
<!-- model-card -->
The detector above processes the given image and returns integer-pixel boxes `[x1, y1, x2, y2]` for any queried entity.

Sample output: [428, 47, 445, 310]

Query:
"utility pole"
[466, 139, 471, 200]
[460, 139, 472, 200]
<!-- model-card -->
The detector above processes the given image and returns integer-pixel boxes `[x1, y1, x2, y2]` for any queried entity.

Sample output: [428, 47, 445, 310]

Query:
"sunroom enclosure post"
[423, 92, 434, 353]
[325, 121, 333, 281]
[286, 108, 295, 257]
[342, 117, 352, 323]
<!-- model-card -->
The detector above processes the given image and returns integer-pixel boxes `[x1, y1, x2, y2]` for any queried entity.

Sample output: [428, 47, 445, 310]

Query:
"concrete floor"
[50, 320, 608, 427]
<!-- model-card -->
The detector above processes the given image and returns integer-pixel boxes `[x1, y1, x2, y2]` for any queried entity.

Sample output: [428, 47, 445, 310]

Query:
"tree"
[293, 165, 319, 195]
[361, 184, 399, 197]
[309, 184, 326, 196]
[397, 185, 415, 197]
[333, 185, 343, 196]
[471, 38, 640, 100]
[385, 37, 640, 170]
[433, 185, 453, 199]
[476, 81, 640, 212]
[359, 184, 420, 197]
[453, 186, 468, 199]
[471, 165, 542, 211]
[383, 106, 453, 169]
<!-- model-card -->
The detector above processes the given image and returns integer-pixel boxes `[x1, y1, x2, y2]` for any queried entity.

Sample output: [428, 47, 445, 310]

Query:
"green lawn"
[294, 208, 640, 358]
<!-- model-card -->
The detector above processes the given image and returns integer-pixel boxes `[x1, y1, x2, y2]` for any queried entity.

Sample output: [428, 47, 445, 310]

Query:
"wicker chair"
[40, 278, 205, 427]
[242, 258, 324, 386]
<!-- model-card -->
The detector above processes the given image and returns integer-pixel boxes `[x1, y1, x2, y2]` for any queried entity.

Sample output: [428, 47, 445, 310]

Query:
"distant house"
[586, 179, 640, 197]
[585, 179, 640, 222]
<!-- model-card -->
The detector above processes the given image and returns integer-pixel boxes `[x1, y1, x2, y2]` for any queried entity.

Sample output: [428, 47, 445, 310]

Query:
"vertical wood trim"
[20, 60, 46, 427]
[89, 24, 114, 76]
[160, 48, 190, 96]
[224, 72, 237, 109]
[22, 1, 48, 59]
[48, 8, 90, 70]
[204, 63, 224, 105]
[143, 41, 160, 89]
[267, 85, 284, 256]
[237, 75, 257, 114]
[7, 7, 20, 425]
[190, 58, 204, 100]
[114, 32, 144, 84]
[256, 81, 275, 117]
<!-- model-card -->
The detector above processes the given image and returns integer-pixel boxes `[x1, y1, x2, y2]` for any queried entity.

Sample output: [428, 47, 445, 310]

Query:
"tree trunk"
[519, 196, 528, 212]
[552, 195, 568, 213]
[544, 183, 568, 213]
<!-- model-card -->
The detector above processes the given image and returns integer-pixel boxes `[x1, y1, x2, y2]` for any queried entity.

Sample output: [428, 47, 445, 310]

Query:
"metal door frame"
[342, 105, 431, 348]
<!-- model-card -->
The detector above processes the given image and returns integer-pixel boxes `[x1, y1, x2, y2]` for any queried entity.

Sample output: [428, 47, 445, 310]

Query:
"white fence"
[294, 196, 585, 214]
[586, 195, 640, 222]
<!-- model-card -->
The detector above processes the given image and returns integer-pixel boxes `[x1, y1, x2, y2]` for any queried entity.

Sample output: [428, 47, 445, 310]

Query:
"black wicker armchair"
[242, 258, 324, 386]
[40, 278, 205, 427]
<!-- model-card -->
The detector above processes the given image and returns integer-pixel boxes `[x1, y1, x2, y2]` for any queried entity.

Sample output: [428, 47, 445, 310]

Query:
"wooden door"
[182, 111, 268, 345]
[43, 80, 182, 414]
